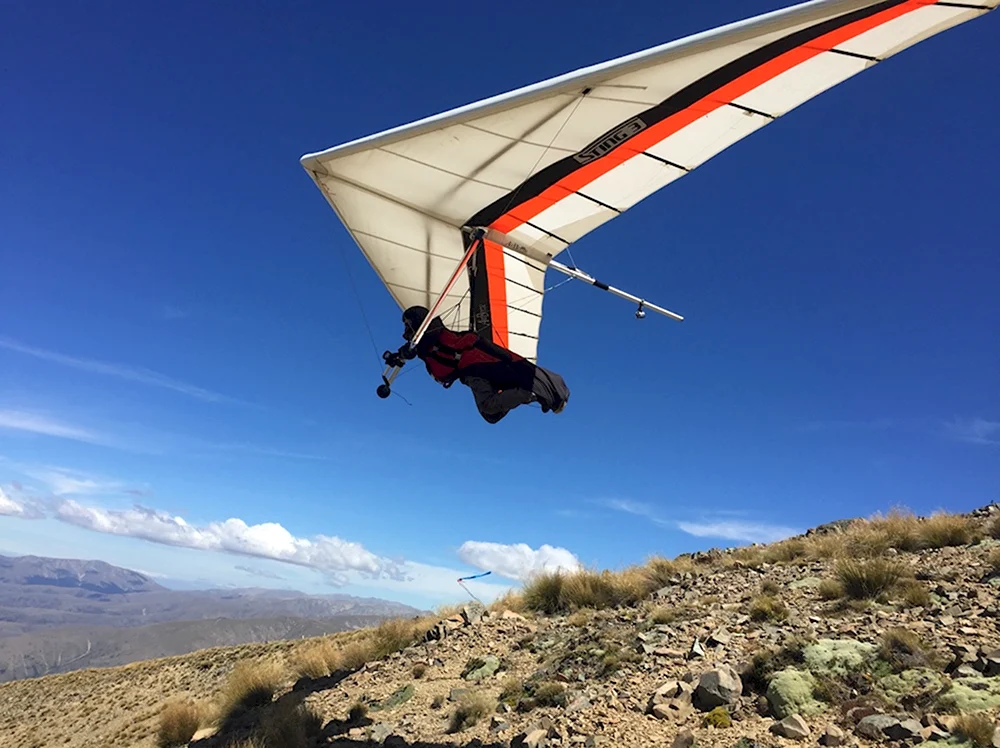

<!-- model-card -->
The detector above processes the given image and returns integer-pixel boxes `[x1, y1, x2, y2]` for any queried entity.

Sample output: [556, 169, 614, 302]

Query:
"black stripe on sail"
[465, 234, 494, 340]
[465, 0, 907, 229]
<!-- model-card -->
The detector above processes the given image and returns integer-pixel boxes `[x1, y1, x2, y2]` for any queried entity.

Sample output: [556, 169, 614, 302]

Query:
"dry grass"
[879, 627, 936, 672]
[214, 659, 286, 723]
[763, 539, 808, 564]
[989, 514, 1000, 540]
[749, 594, 788, 622]
[256, 699, 323, 748]
[488, 589, 526, 614]
[156, 700, 201, 747]
[760, 579, 781, 596]
[818, 578, 845, 600]
[447, 692, 493, 733]
[952, 713, 997, 748]
[835, 557, 907, 599]
[289, 639, 341, 679]
[899, 579, 932, 608]
[411, 663, 427, 679]
[989, 549, 1000, 574]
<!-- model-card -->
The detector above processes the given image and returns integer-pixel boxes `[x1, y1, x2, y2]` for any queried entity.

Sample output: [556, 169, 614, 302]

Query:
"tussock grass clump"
[989, 515, 1000, 540]
[764, 539, 808, 564]
[899, 579, 932, 608]
[761, 579, 781, 596]
[499, 676, 524, 707]
[347, 701, 368, 723]
[489, 589, 526, 614]
[879, 628, 936, 672]
[290, 639, 341, 679]
[749, 594, 788, 622]
[640, 556, 683, 590]
[411, 663, 427, 679]
[920, 511, 977, 548]
[952, 713, 997, 748]
[522, 571, 566, 614]
[216, 659, 286, 721]
[818, 579, 844, 600]
[447, 692, 493, 733]
[521, 567, 647, 614]
[257, 699, 323, 748]
[157, 700, 201, 747]
[989, 549, 1000, 574]
[835, 558, 906, 600]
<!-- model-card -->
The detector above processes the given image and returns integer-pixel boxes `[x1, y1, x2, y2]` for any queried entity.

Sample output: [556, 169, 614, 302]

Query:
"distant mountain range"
[0, 553, 424, 682]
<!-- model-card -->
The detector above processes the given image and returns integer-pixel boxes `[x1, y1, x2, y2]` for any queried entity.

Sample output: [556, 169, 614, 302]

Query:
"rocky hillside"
[1, 503, 998, 748]
[0, 553, 166, 594]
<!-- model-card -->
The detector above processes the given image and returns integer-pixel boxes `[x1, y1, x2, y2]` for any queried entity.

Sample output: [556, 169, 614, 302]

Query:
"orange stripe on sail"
[482, 239, 509, 349]
[492, 0, 929, 236]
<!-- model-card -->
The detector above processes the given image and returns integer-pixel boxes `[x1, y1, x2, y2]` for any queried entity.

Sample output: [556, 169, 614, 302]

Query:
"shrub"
[898, 580, 932, 608]
[157, 700, 200, 747]
[448, 692, 492, 733]
[989, 549, 1000, 575]
[499, 676, 524, 707]
[411, 663, 427, 678]
[835, 558, 906, 599]
[989, 515, 1000, 540]
[348, 701, 368, 723]
[761, 579, 781, 596]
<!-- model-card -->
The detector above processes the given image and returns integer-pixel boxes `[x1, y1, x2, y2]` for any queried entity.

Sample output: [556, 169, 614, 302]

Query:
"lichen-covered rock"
[766, 668, 824, 720]
[803, 639, 876, 676]
[462, 655, 500, 682]
[936, 676, 1000, 712]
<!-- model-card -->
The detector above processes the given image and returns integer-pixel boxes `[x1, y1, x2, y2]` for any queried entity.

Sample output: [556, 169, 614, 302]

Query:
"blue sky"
[1, 0, 997, 610]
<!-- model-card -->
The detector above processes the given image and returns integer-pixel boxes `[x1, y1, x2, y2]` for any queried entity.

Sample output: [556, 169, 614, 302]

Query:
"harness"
[420, 331, 516, 386]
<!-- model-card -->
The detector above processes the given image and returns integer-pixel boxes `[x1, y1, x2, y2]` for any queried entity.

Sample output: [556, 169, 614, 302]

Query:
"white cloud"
[0, 486, 27, 517]
[0, 409, 104, 444]
[676, 520, 800, 544]
[24, 466, 131, 497]
[0, 336, 232, 404]
[53, 500, 405, 585]
[945, 417, 1000, 446]
[457, 540, 582, 581]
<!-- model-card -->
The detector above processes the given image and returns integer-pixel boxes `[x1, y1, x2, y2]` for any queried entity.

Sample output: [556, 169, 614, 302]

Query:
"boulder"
[770, 714, 810, 740]
[694, 665, 742, 710]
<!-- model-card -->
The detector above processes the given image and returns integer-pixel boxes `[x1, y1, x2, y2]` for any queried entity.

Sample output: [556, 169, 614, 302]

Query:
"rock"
[856, 714, 902, 740]
[462, 655, 500, 682]
[884, 719, 923, 741]
[649, 680, 694, 720]
[993, 725, 1000, 748]
[190, 727, 217, 741]
[449, 687, 470, 701]
[372, 684, 413, 710]
[694, 665, 742, 710]
[462, 602, 486, 625]
[490, 716, 510, 733]
[689, 640, 706, 659]
[770, 714, 810, 740]
[731, 740, 763, 748]
[819, 725, 845, 746]
[513, 728, 549, 748]
[955, 664, 982, 678]
[920, 725, 950, 742]
[671, 729, 696, 748]
[708, 628, 732, 647]
[501, 609, 527, 621]
[369, 722, 394, 744]
[565, 695, 591, 714]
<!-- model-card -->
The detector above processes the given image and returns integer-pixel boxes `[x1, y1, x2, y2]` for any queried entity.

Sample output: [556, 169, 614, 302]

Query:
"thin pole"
[548, 260, 684, 321]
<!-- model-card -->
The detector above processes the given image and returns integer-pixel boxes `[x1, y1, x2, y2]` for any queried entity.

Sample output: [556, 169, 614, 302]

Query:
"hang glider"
[300, 0, 995, 390]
